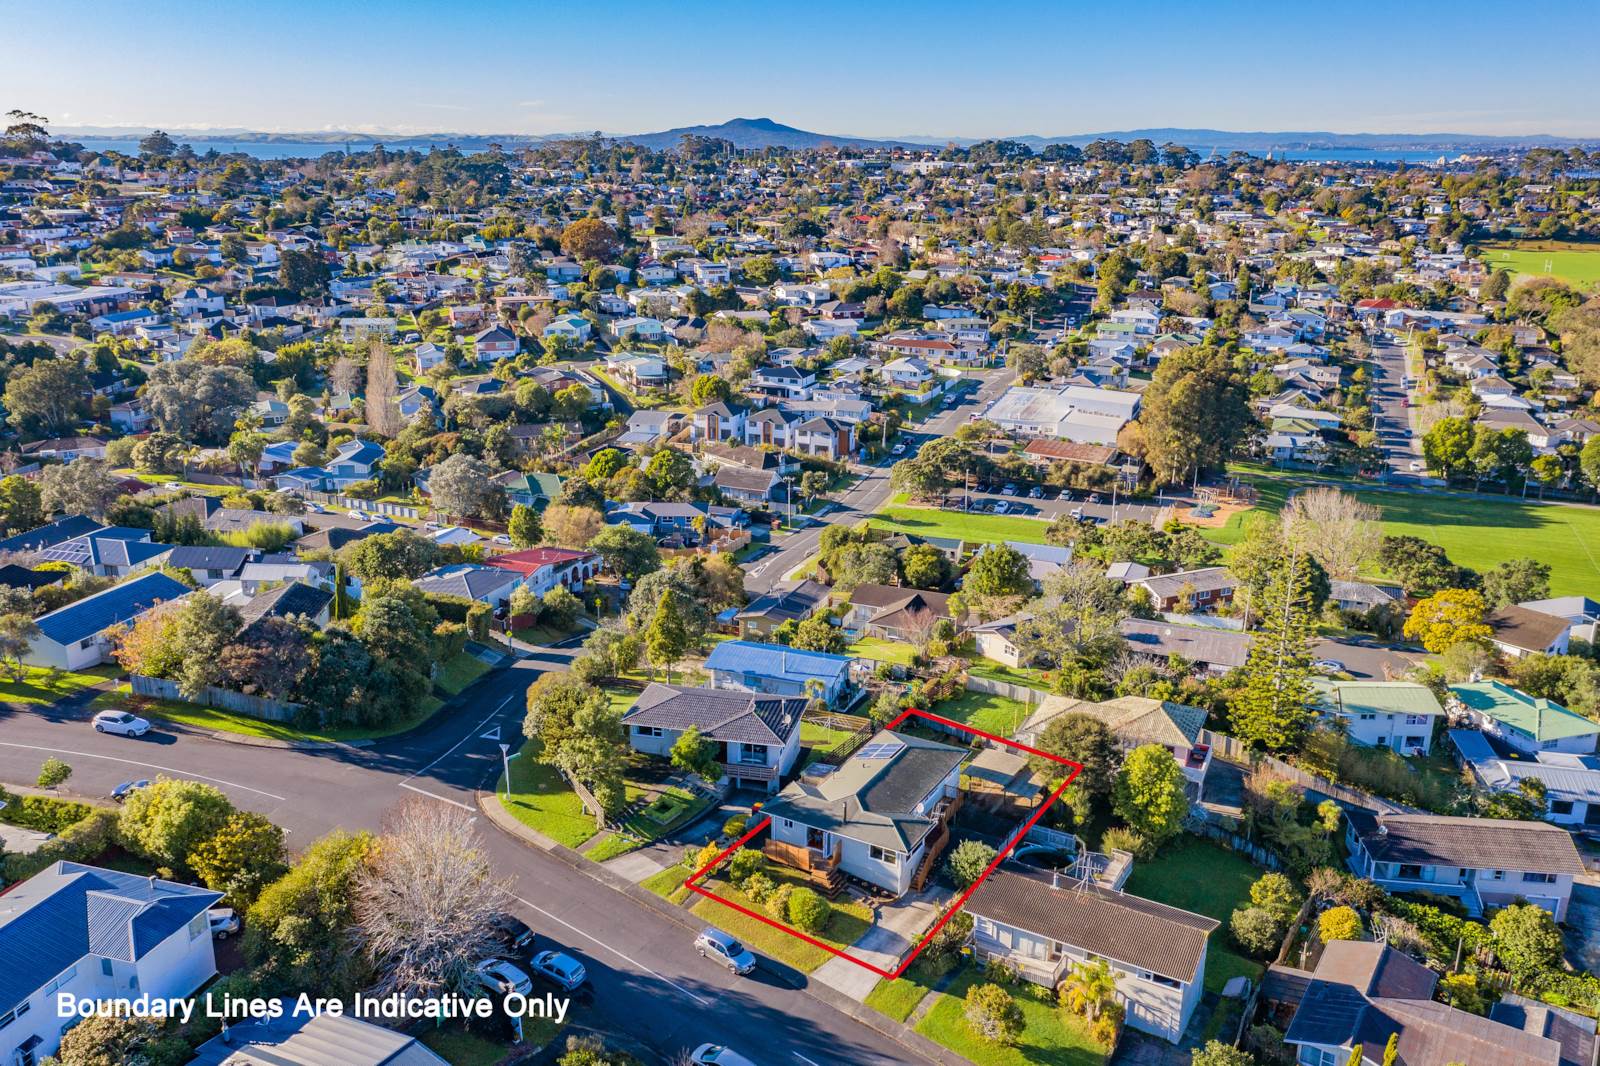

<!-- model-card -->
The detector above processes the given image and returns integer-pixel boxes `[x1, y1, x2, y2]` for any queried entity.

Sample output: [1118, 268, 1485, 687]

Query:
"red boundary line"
[683, 707, 1082, 980]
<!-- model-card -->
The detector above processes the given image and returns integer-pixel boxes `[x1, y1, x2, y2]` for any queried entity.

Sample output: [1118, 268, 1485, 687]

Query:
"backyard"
[1122, 835, 1267, 995]
[847, 636, 918, 667]
[929, 689, 1032, 737]
[913, 966, 1107, 1066]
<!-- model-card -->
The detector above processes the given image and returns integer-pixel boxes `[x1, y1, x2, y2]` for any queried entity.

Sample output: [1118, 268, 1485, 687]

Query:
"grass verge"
[689, 867, 874, 973]
[91, 686, 444, 744]
[497, 755, 601, 850]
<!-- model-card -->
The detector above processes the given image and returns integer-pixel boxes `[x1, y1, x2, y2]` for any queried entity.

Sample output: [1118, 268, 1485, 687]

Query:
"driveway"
[812, 887, 946, 1001]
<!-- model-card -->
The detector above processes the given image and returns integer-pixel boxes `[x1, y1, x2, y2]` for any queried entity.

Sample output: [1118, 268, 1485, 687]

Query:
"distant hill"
[1000, 128, 1595, 151]
[614, 117, 916, 151]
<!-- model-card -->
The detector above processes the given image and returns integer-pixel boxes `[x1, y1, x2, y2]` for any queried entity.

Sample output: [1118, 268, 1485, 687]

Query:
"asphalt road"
[0, 654, 916, 1066]
[1370, 341, 1425, 482]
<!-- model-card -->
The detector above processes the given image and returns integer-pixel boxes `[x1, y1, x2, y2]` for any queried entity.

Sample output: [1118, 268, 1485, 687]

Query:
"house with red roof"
[484, 546, 600, 596]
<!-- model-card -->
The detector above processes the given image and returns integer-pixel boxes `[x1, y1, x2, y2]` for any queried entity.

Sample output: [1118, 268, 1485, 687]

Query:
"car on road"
[162, 482, 184, 491]
[891, 443, 906, 455]
[529, 950, 587, 991]
[1070, 507, 1084, 521]
[1408, 460, 1424, 472]
[93, 710, 150, 737]
[208, 908, 240, 938]
[491, 914, 536, 954]
[491, 534, 512, 545]
[1312, 659, 1346, 674]
[690, 1046, 758, 1066]
[474, 957, 534, 995]
[110, 779, 151, 802]
[694, 928, 756, 975]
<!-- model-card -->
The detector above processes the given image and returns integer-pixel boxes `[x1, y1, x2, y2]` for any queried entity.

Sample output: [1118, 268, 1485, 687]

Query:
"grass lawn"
[864, 958, 943, 1022]
[497, 755, 601, 850]
[931, 690, 1031, 737]
[584, 834, 640, 864]
[847, 637, 917, 667]
[640, 863, 694, 904]
[434, 651, 493, 696]
[418, 1019, 558, 1065]
[868, 505, 1052, 546]
[914, 967, 1107, 1066]
[689, 867, 875, 973]
[801, 720, 859, 749]
[1483, 241, 1600, 288]
[602, 686, 641, 717]
[0, 665, 117, 706]
[962, 654, 1053, 693]
[91, 686, 445, 744]
[1122, 835, 1266, 994]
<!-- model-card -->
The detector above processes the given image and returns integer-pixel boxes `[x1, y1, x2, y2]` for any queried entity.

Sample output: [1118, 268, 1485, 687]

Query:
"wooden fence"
[131, 673, 302, 722]
[1198, 729, 1419, 815]
[964, 674, 1048, 707]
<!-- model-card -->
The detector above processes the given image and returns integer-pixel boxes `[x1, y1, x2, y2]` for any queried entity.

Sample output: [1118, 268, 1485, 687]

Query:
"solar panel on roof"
[858, 740, 904, 760]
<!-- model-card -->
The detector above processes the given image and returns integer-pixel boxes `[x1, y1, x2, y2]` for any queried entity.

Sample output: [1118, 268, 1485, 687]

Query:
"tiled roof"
[622, 683, 805, 746]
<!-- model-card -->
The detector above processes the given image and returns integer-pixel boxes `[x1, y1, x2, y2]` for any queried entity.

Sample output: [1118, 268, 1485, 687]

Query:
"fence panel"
[964, 675, 1048, 707]
[130, 674, 302, 723]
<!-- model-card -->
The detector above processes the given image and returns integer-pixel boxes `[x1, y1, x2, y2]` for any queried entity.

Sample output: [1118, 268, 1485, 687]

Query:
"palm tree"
[1059, 958, 1117, 1022]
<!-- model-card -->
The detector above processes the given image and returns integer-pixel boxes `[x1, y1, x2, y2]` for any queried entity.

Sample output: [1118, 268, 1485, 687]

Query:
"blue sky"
[5, 0, 1598, 138]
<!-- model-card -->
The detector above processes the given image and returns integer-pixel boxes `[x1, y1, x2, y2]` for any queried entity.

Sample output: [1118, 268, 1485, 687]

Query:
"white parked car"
[93, 710, 150, 737]
[473, 958, 533, 995]
[529, 950, 587, 991]
[891, 443, 906, 455]
[1408, 460, 1424, 472]
[208, 908, 240, 938]
[691, 1046, 758, 1066]
[1312, 659, 1346, 674]
[492, 534, 512, 545]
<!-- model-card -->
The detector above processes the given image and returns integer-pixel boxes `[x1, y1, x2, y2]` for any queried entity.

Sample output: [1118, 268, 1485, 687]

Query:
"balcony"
[764, 837, 840, 874]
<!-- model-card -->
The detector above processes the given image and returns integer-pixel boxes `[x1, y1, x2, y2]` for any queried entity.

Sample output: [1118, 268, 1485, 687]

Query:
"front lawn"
[0, 665, 117, 706]
[914, 967, 1107, 1066]
[689, 866, 875, 973]
[868, 504, 1052, 546]
[434, 651, 493, 696]
[91, 686, 445, 744]
[497, 755, 601, 850]
[931, 690, 1031, 737]
[640, 863, 694, 904]
[1122, 835, 1267, 994]
[864, 958, 943, 1022]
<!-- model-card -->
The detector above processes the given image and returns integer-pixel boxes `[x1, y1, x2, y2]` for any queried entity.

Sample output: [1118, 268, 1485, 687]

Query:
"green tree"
[3, 358, 90, 434]
[508, 503, 543, 548]
[1422, 415, 1474, 477]
[788, 614, 847, 654]
[1230, 905, 1284, 956]
[645, 588, 692, 681]
[587, 525, 661, 582]
[689, 374, 733, 406]
[900, 543, 951, 589]
[1481, 557, 1551, 608]
[964, 982, 1025, 1045]
[1127, 346, 1251, 484]
[53, 1014, 189, 1066]
[39, 458, 120, 518]
[428, 452, 505, 519]
[170, 592, 243, 699]
[1113, 744, 1188, 845]
[189, 810, 288, 907]
[0, 613, 40, 681]
[1190, 1041, 1256, 1066]
[521, 673, 628, 813]
[670, 724, 721, 783]
[1582, 436, 1600, 499]
[1490, 902, 1565, 978]
[36, 756, 71, 790]
[118, 777, 236, 873]
[341, 529, 442, 582]
[945, 839, 998, 889]
[244, 829, 374, 997]
[966, 543, 1034, 600]
[279, 247, 331, 297]
[786, 886, 831, 933]
[1249, 871, 1303, 925]
[1230, 548, 1317, 751]
[799, 469, 830, 505]
[0, 474, 44, 533]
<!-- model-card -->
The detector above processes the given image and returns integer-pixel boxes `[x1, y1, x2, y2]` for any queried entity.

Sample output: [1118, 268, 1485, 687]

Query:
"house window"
[1486, 869, 1506, 881]
[1358, 713, 1376, 721]
[740, 744, 768, 765]
[188, 913, 206, 940]
[101, 959, 113, 976]
[1397, 864, 1424, 880]
[1522, 872, 1557, 884]
[869, 845, 898, 866]
[634, 726, 663, 738]
[1551, 800, 1575, 815]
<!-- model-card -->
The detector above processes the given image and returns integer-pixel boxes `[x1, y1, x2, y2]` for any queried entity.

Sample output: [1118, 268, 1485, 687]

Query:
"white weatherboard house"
[24, 571, 191, 670]
[0, 862, 221, 1066]
[967, 865, 1217, 1043]
[1312, 680, 1444, 756]
[760, 730, 965, 897]
[621, 684, 805, 792]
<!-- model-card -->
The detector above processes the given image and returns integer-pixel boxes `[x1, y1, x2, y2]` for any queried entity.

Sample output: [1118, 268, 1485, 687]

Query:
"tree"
[1582, 436, 1600, 498]
[53, 1015, 188, 1066]
[341, 528, 441, 582]
[1231, 548, 1318, 751]
[508, 503, 543, 548]
[118, 777, 236, 873]
[365, 338, 402, 437]
[788, 614, 846, 654]
[522, 673, 629, 813]
[1318, 905, 1363, 942]
[139, 128, 177, 155]
[964, 982, 1025, 1045]
[0, 613, 41, 680]
[39, 458, 120, 518]
[645, 589, 692, 681]
[1482, 268, 1511, 302]
[428, 453, 504, 519]
[1281, 488, 1382, 581]
[830, 542, 899, 591]
[189, 811, 288, 907]
[900, 543, 951, 590]
[1113, 744, 1188, 845]
[1059, 957, 1118, 1024]
[1128, 347, 1251, 484]
[3, 358, 90, 434]
[1230, 906, 1284, 956]
[1379, 535, 1474, 597]
[244, 829, 374, 996]
[670, 725, 721, 783]
[1190, 1041, 1256, 1066]
[1403, 588, 1492, 654]
[1481, 558, 1551, 608]
[1422, 415, 1474, 477]
[540, 584, 582, 629]
[354, 799, 510, 997]
[279, 248, 330, 297]
[1017, 563, 1130, 670]
[689, 374, 732, 406]
[1249, 871, 1303, 925]
[945, 839, 998, 889]
[1490, 902, 1564, 978]
[170, 592, 243, 699]
[587, 525, 662, 582]
[644, 448, 694, 498]
[36, 756, 71, 790]
[142, 360, 256, 443]
[0, 474, 43, 533]
[966, 544, 1034, 601]
[542, 504, 604, 548]
[561, 218, 621, 261]
[1032, 712, 1117, 826]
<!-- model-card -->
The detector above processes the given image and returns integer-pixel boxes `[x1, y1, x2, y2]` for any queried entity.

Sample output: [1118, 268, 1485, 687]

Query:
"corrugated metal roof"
[34, 571, 191, 646]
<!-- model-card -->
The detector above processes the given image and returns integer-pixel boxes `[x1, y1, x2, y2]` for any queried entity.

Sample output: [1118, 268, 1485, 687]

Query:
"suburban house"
[762, 729, 966, 896]
[412, 563, 523, 606]
[1119, 617, 1253, 674]
[967, 864, 1216, 1043]
[1312, 680, 1444, 755]
[471, 324, 518, 362]
[1343, 810, 1586, 920]
[621, 683, 806, 792]
[0, 516, 103, 555]
[166, 545, 255, 587]
[1275, 940, 1590, 1066]
[25, 571, 191, 670]
[704, 640, 852, 703]
[0, 862, 221, 1066]
[1449, 680, 1600, 757]
[484, 546, 600, 596]
[733, 580, 829, 639]
[691, 401, 748, 442]
[841, 584, 960, 641]
[188, 1005, 450, 1066]
[37, 527, 172, 578]
[1486, 604, 1571, 658]
[1019, 695, 1212, 792]
[970, 613, 1032, 669]
[1131, 567, 1237, 613]
[234, 581, 334, 630]
[1449, 729, 1600, 831]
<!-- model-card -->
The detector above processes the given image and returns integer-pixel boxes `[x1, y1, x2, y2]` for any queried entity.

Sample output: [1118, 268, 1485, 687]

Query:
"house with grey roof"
[1130, 566, 1237, 613]
[0, 862, 221, 1066]
[1119, 616, 1252, 673]
[25, 571, 191, 670]
[189, 1006, 449, 1066]
[236, 580, 334, 630]
[1344, 810, 1586, 920]
[621, 683, 806, 791]
[967, 864, 1217, 1043]
[761, 729, 966, 895]
[166, 544, 256, 587]
[411, 563, 522, 606]
[37, 526, 171, 579]
[1450, 729, 1600, 830]
[734, 580, 829, 639]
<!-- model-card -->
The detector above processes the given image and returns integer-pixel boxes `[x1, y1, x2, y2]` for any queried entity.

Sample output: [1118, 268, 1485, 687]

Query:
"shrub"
[1099, 826, 1150, 859]
[743, 872, 775, 905]
[688, 841, 723, 874]
[983, 956, 1020, 986]
[963, 982, 1024, 1045]
[1318, 905, 1363, 943]
[766, 883, 793, 920]
[36, 757, 72, 790]
[1249, 871, 1304, 925]
[728, 847, 765, 886]
[1230, 905, 1284, 957]
[0, 793, 92, 833]
[1490, 903, 1565, 979]
[944, 839, 998, 889]
[3, 808, 119, 882]
[920, 910, 973, 978]
[786, 886, 831, 933]
[722, 815, 748, 839]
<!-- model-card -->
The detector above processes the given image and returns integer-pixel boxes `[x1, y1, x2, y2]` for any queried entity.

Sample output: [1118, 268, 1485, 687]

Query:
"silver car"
[694, 928, 756, 975]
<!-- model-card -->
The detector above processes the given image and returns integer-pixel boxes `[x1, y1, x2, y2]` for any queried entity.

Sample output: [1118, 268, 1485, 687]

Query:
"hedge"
[3, 809, 120, 883]
[0, 793, 93, 834]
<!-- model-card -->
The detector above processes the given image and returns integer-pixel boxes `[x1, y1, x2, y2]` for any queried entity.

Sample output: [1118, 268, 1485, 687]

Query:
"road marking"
[405, 692, 518, 781]
[794, 1055, 823, 1066]
[479, 726, 501, 741]
[0, 742, 287, 800]
[509, 893, 711, 1006]
[396, 781, 476, 811]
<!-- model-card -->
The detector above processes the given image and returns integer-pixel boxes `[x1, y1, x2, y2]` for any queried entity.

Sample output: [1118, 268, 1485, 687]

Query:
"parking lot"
[937, 481, 1167, 526]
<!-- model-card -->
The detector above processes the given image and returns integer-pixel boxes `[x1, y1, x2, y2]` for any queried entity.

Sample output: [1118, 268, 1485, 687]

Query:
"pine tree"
[645, 589, 691, 682]
[1230, 546, 1316, 751]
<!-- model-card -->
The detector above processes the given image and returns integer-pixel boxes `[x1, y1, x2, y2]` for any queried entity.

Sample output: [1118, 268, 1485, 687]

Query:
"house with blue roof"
[26, 571, 191, 670]
[0, 861, 221, 1066]
[704, 639, 854, 704]
[37, 527, 172, 579]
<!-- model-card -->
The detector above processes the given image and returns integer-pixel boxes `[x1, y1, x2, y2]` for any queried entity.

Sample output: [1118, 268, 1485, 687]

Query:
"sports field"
[1482, 241, 1600, 289]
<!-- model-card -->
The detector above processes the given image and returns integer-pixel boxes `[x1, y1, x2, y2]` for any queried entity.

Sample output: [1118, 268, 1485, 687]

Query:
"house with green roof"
[1313, 680, 1444, 756]
[1450, 680, 1600, 757]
